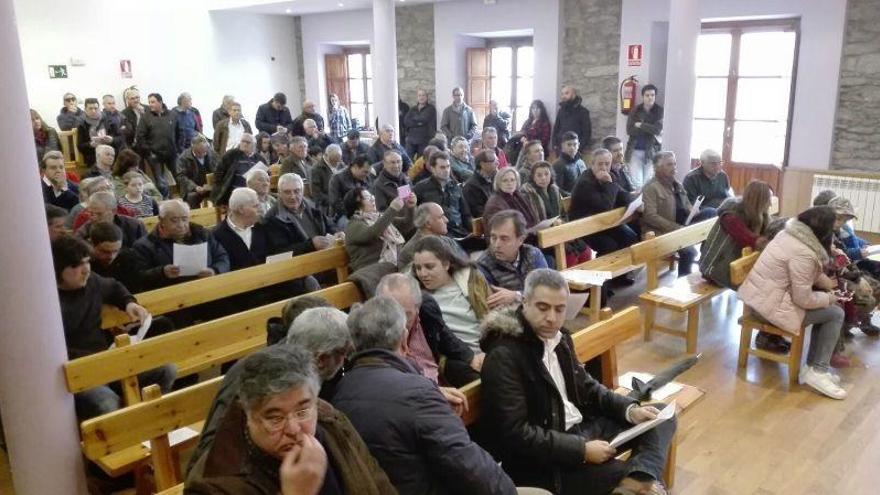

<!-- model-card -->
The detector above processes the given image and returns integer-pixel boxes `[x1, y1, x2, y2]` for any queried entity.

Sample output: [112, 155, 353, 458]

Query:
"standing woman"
[520, 100, 552, 153]
[624, 84, 664, 188]
[32, 109, 61, 165]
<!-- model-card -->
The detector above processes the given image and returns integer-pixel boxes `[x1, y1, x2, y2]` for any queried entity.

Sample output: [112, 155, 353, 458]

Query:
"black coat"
[291, 112, 326, 137]
[328, 169, 372, 219]
[76, 116, 124, 166]
[211, 149, 259, 206]
[403, 103, 437, 148]
[413, 177, 472, 237]
[255, 100, 294, 134]
[568, 169, 631, 220]
[59, 274, 135, 359]
[462, 172, 493, 219]
[77, 214, 147, 249]
[419, 292, 475, 369]
[120, 107, 142, 147]
[132, 223, 230, 290]
[366, 141, 412, 173]
[136, 108, 184, 161]
[331, 349, 516, 495]
[261, 201, 334, 256]
[342, 141, 370, 166]
[90, 247, 144, 293]
[480, 307, 635, 494]
[371, 169, 410, 212]
[552, 95, 592, 151]
[177, 147, 219, 197]
[211, 220, 270, 270]
[42, 181, 79, 211]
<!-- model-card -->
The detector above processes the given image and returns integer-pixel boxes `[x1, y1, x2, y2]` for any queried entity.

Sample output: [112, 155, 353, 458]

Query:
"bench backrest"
[629, 218, 717, 289]
[101, 245, 349, 329]
[729, 247, 758, 287]
[472, 197, 572, 238]
[538, 207, 627, 269]
[142, 206, 218, 232]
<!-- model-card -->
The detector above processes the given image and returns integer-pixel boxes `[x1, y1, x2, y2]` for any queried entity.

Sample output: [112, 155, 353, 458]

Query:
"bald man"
[551, 85, 592, 154]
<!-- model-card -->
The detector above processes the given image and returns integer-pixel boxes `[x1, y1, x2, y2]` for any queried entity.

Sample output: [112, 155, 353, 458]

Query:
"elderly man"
[372, 150, 411, 211]
[463, 149, 498, 218]
[682, 149, 732, 211]
[449, 136, 475, 182]
[136, 93, 184, 198]
[376, 273, 481, 386]
[367, 124, 413, 172]
[185, 345, 395, 494]
[553, 131, 587, 196]
[76, 97, 122, 167]
[177, 134, 218, 208]
[212, 95, 235, 127]
[264, 173, 340, 256]
[212, 188, 270, 270]
[481, 269, 676, 495]
[331, 296, 518, 495]
[246, 169, 277, 217]
[41, 151, 79, 210]
[551, 85, 592, 153]
[310, 143, 345, 215]
[413, 151, 472, 239]
[481, 126, 509, 169]
[439, 87, 477, 141]
[172, 92, 204, 149]
[76, 191, 147, 248]
[280, 136, 314, 181]
[403, 89, 437, 157]
[87, 144, 116, 179]
[477, 210, 548, 309]
[212, 133, 260, 206]
[642, 151, 715, 276]
[326, 93, 352, 143]
[399, 203, 465, 268]
[328, 156, 373, 224]
[213, 101, 252, 154]
[52, 235, 175, 420]
[341, 129, 369, 166]
[291, 100, 325, 136]
[133, 199, 229, 290]
[86, 221, 143, 293]
[603, 135, 638, 197]
[255, 92, 294, 135]
[303, 118, 333, 151]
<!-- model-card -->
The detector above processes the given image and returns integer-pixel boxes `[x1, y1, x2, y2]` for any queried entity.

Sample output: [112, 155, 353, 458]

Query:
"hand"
[439, 387, 469, 417]
[861, 247, 870, 259]
[629, 405, 661, 424]
[487, 286, 521, 309]
[101, 135, 114, 144]
[389, 197, 405, 211]
[280, 434, 327, 495]
[276, 125, 288, 134]
[312, 236, 330, 250]
[163, 265, 181, 278]
[197, 268, 215, 278]
[552, 218, 564, 227]
[634, 122, 642, 129]
[404, 194, 418, 208]
[333, 232, 346, 242]
[596, 171, 613, 183]
[470, 353, 485, 372]
[584, 440, 616, 464]
[195, 185, 204, 193]
[125, 302, 149, 323]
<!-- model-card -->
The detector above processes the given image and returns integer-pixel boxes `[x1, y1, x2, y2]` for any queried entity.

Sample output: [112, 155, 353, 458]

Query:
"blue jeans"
[74, 364, 177, 420]
[628, 150, 652, 189]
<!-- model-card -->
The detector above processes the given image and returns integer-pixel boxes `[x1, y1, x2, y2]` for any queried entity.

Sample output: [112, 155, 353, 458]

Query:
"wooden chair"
[630, 218, 724, 354]
[537, 207, 626, 270]
[142, 206, 219, 232]
[730, 247, 805, 385]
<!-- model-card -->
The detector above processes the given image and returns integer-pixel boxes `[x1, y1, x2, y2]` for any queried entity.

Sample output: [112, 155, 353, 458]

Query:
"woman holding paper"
[343, 186, 416, 272]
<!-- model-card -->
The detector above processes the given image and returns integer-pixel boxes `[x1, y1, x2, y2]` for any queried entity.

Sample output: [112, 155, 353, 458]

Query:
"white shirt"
[42, 175, 68, 196]
[227, 217, 253, 249]
[226, 119, 246, 151]
[540, 331, 584, 431]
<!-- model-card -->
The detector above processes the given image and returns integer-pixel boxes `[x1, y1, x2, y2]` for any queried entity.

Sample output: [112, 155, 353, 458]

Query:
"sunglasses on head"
[64, 96, 76, 102]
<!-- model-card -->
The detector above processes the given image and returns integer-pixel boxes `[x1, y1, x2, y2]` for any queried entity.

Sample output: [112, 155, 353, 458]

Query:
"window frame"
[487, 38, 534, 131]
[344, 48, 373, 128]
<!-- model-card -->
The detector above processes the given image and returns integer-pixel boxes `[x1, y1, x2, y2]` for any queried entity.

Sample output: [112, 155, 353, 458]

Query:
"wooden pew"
[537, 206, 625, 270]
[472, 196, 572, 238]
[142, 206, 218, 232]
[730, 247, 805, 385]
[101, 245, 350, 329]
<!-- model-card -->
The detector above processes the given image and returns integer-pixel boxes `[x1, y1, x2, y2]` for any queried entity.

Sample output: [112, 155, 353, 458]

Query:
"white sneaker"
[799, 366, 847, 400]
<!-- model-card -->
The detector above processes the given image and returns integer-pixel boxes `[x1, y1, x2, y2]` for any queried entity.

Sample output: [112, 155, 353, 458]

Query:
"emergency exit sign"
[48, 65, 68, 79]
[627, 44, 643, 67]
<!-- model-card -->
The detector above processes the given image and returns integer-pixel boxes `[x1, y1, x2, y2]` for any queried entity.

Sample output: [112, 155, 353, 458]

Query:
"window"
[690, 20, 799, 167]
[346, 52, 373, 127]
[490, 42, 534, 131]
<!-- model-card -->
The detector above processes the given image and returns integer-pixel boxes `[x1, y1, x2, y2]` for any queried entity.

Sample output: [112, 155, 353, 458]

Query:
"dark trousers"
[678, 208, 717, 276]
[145, 153, 177, 198]
[585, 225, 640, 256]
[560, 410, 677, 494]
[442, 358, 481, 387]
[75, 364, 176, 420]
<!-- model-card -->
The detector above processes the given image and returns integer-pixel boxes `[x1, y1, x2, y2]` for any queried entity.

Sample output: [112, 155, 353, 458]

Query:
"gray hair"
[450, 136, 468, 149]
[346, 296, 407, 352]
[88, 190, 117, 209]
[482, 126, 497, 138]
[699, 149, 721, 163]
[245, 168, 270, 185]
[414, 202, 440, 229]
[277, 172, 304, 190]
[591, 147, 611, 160]
[380, 124, 395, 133]
[376, 273, 423, 306]
[325, 143, 342, 158]
[237, 345, 320, 412]
[228, 187, 258, 213]
[303, 119, 317, 129]
[158, 199, 189, 218]
[290, 135, 308, 147]
[79, 176, 108, 197]
[177, 92, 192, 105]
[285, 307, 352, 356]
[191, 134, 209, 148]
[222, 94, 235, 106]
[383, 150, 402, 162]
[95, 144, 114, 157]
[652, 150, 675, 166]
[238, 132, 255, 144]
[42, 150, 64, 166]
[523, 268, 569, 301]
[492, 167, 520, 192]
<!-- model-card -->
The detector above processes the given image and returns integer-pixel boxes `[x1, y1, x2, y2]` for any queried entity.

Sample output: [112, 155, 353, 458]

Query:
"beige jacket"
[640, 176, 691, 236]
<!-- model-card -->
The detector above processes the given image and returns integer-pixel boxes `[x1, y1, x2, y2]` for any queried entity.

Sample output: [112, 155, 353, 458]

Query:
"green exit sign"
[48, 65, 68, 79]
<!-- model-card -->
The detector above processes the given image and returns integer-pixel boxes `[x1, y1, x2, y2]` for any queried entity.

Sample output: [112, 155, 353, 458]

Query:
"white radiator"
[811, 174, 880, 233]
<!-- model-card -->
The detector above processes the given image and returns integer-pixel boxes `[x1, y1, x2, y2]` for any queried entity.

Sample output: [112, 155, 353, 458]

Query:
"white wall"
[14, 0, 300, 138]
[617, 0, 848, 170]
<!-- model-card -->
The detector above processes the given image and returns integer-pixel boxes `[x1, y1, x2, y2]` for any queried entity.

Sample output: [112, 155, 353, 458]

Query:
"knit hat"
[828, 196, 857, 219]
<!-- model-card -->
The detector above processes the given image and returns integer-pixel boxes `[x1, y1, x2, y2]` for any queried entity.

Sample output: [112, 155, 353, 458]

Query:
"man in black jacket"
[177, 135, 218, 208]
[211, 133, 260, 207]
[120, 87, 145, 148]
[376, 273, 481, 387]
[136, 93, 184, 198]
[86, 221, 144, 293]
[463, 149, 498, 218]
[255, 92, 294, 134]
[290, 99, 325, 136]
[367, 124, 412, 172]
[413, 151, 472, 238]
[332, 296, 517, 495]
[403, 89, 437, 157]
[551, 85, 592, 154]
[76, 191, 147, 248]
[328, 156, 373, 223]
[481, 269, 676, 495]
[263, 173, 338, 256]
[371, 150, 411, 211]
[76, 98, 123, 167]
[341, 129, 370, 165]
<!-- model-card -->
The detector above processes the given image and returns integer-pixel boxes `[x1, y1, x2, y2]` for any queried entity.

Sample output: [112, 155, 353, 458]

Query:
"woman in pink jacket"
[738, 206, 847, 400]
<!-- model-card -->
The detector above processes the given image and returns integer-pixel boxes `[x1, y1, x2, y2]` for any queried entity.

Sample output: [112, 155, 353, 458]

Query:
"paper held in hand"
[684, 195, 705, 226]
[109, 314, 152, 348]
[265, 251, 293, 264]
[564, 292, 591, 321]
[615, 195, 643, 226]
[609, 400, 677, 448]
[173, 242, 208, 276]
[562, 270, 613, 287]
[245, 161, 269, 177]
[531, 216, 561, 232]
[865, 245, 880, 256]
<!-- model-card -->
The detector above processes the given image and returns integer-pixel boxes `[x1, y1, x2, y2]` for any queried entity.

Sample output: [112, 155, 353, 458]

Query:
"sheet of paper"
[615, 194, 644, 226]
[617, 371, 684, 401]
[684, 195, 705, 226]
[531, 216, 560, 232]
[650, 286, 701, 303]
[141, 426, 199, 450]
[565, 292, 591, 321]
[173, 242, 208, 277]
[265, 251, 293, 264]
[245, 161, 269, 177]
[869, 253, 880, 262]
[109, 314, 152, 348]
[562, 269, 613, 287]
[397, 184, 412, 199]
[609, 400, 676, 448]
[865, 244, 880, 256]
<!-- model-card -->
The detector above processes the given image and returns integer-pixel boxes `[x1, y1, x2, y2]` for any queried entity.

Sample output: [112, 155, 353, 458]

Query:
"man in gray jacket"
[440, 87, 477, 141]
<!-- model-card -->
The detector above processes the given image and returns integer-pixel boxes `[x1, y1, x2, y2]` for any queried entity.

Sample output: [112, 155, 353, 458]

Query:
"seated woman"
[410, 235, 490, 353]
[111, 148, 163, 203]
[117, 171, 159, 218]
[343, 186, 416, 273]
[738, 206, 848, 400]
[254, 131, 273, 165]
[482, 167, 539, 231]
[514, 139, 544, 178]
[245, 168, 276, 218]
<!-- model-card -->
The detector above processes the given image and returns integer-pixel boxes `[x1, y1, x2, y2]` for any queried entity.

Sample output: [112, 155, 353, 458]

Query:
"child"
[117, 171, 158, 218]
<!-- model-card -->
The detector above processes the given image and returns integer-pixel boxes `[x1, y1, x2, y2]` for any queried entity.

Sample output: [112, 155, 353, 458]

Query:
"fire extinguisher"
[620, 76, 638, 115]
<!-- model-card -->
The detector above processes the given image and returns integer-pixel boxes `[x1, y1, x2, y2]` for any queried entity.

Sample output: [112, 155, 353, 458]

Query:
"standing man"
[255, 92, 294, 135]
[291, 100, 325, 137]
[326, 93, 352, 143]
[551, 85, 591, 155]
[404, 89, 437, 158]
[212, 101, 252, 155]
[440, 87, 477, 141]
[57, 92, 84, 130]
[482, 100, 511, 148]
[624, 84, 664, 188]
[177, 134, 219, 208]
[212, 95, 235, 128]
[101, 94, 124, 140]
[682, 149, 732, 212]
[172, 92, 204, 150]
[120, 86, 145, 148]
[76, 98, 122, 167]
[136, 93, 183, 198]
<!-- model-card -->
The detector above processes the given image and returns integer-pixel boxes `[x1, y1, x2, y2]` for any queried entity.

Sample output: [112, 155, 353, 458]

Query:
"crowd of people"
[40, 81, 879, 495]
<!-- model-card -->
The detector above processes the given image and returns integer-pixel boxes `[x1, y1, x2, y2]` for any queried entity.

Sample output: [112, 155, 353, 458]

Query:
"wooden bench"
[730, 247, 805, 385]
[101, 245, 350, 329]
[472, 197, 572, 238]
[142, 206, 219, 232]
[537, 206, 626, 269]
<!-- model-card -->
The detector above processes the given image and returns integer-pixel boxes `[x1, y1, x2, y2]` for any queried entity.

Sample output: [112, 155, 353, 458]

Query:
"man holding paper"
[481, 269, 676, 495]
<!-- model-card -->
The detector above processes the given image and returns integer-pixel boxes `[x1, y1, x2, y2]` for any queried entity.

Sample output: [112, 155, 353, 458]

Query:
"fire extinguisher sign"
[627, 44, 643, 67]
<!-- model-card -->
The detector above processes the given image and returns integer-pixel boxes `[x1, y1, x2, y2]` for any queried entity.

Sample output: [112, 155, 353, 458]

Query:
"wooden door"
[325, 54, 350, 109]
[467, 48, 490, 126]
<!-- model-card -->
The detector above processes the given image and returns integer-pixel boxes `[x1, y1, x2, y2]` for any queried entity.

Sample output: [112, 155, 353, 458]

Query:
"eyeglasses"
[259, 404, 316, 433]
[64, 97, 76, 102]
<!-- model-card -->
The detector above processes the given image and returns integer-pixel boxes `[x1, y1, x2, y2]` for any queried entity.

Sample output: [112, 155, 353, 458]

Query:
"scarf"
[785, 219, 831, 266]
[353, 210, 405, 265]
[497, 191, 538, 227]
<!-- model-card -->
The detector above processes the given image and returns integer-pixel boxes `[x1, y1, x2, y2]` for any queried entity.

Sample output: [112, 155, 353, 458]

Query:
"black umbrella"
[626, 354, 701, 402]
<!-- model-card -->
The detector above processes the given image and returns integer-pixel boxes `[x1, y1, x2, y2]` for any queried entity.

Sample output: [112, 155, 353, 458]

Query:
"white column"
[371, 0, 400, 135]
[662, 0, 700, 178]
[0, 0, 88, 493]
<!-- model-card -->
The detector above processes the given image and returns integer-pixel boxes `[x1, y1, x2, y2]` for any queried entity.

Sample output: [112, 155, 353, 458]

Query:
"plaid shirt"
[328, 106, 352, 142]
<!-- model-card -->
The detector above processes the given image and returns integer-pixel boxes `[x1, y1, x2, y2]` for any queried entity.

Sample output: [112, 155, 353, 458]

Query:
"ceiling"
[210, 0, 451, 16]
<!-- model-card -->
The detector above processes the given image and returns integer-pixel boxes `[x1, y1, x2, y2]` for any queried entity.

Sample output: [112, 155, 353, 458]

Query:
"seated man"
[477, 210, 548, 308]
[133, 199, 230, 290]
[372, 150, 411, 211]
[185, 345, 395, 494]
[310, 143, 345, 216]
[413, 151, 473, 240]
[280, 135, 314, 181]
[341, 129, 369, 166]
[331, 297, 518, 495]
[552, 131, 587, 196]
[41, 150, 79, 211]
[603, 135, 638, 197]
[367, 124, 412, 172]
[481, 269, 676, 495]
[399, 202, 467, 268]
[377, 273, 482, 387]
[177, 134, 218, 209]
[642, 151, 715, 276]
[682, 149, 732, 212]
[52, 235, 175, 420]
[328, 155, 373, 225]
[47, 204, 70, 242]
[463, 149, 498, 218]
[303, 118, 333, 151]
[263, 173, 340, 257]
[86, 221, 144, 293]
[212, 187, 269, 270]
[76, 191, 146, 248]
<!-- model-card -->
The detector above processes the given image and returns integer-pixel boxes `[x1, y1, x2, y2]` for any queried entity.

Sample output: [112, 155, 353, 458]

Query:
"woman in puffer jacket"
[738, 206, 848, 400]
